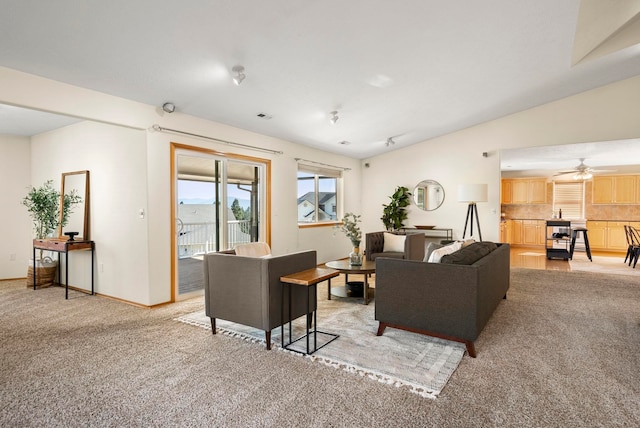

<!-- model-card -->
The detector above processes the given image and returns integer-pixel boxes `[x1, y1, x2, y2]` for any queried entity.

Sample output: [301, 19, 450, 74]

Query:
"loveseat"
[203, 249, 317, 350]
[365, 231, 425, 261]
[375, 242, 510, 357]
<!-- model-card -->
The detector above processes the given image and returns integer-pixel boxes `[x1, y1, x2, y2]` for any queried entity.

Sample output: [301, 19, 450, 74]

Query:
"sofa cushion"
[427, 241, 462, 263]
[423, 242, 444, 262]
[440, 241, 498, 265]
[383, 232, 406, 252]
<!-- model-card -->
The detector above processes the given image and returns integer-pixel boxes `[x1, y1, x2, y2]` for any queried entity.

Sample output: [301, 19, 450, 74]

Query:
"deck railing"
[177, 220, 252, 257]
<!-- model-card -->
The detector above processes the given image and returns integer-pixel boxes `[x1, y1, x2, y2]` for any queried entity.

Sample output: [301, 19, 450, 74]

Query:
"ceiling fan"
[553, 158, 616, 179]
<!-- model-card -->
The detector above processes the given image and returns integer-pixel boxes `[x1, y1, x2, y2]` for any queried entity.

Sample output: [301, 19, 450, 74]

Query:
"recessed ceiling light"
[256, 113, 272, 120]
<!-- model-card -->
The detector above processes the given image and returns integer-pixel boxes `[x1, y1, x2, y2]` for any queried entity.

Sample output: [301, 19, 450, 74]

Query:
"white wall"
[362, 75, 640, 241]
[0, 135, 31, 279]
[30, 122, 150, 303]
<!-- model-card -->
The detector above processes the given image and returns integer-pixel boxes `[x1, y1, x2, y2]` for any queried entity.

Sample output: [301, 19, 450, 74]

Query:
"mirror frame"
[413, 179, 445, 211]
[59, 170, 90, 240]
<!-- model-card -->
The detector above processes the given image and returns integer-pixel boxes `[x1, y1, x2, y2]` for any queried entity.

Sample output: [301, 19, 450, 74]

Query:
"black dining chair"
[627, 226, 640, 268]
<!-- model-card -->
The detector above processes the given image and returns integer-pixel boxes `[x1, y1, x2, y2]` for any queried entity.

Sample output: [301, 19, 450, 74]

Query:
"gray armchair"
[203, 249, 317, 350]
[365, 231, 425, 261]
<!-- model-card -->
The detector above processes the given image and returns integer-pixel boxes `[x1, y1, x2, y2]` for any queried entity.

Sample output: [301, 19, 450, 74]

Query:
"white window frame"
[297, 164, 341, 226]
[552, 180, 585, 220]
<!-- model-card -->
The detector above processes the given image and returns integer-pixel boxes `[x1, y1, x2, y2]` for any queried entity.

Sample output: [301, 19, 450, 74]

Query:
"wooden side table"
[33, 239, 95, 299]
[280, 267, 339, 355]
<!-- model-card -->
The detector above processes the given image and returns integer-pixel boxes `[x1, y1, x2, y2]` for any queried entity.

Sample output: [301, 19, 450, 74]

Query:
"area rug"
[176, 297, 465, 399]
[570, 254, 640, 277]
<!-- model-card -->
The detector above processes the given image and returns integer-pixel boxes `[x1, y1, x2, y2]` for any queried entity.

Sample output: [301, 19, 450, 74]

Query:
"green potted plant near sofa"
[381, 186, 411, 231]
[22, 179, 82, 287]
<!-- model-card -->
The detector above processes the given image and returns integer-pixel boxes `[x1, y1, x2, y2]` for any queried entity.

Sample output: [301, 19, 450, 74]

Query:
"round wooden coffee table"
[324, 259, 376, 305]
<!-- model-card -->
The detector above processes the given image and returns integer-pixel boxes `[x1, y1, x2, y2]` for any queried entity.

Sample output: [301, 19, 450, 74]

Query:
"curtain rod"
[295, 158, 351, 171]
[151, 124, 283, 155]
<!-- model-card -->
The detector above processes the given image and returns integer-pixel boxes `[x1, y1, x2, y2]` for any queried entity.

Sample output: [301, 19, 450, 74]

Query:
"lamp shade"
[458, 184, 488, 203]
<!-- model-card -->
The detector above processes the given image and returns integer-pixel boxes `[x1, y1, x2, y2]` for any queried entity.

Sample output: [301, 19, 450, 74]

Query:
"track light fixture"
[385, 137, 396, 147]
[232, 65, 246, 86]
[329, 111, 339, 124]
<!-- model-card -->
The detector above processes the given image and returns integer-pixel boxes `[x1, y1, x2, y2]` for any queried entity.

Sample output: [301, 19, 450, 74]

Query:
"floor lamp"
[458, 184, 488, 241]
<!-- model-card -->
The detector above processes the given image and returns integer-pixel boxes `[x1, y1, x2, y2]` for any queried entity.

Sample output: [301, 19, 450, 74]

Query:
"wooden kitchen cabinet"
[607, 222, 628, 250]
[586, 221, 607, 249]
[511, 181, 528, 204]
[528, 179, 547, 204]
[587, 220, 629, 251]
[501, 179, 513, 204]
[502, 178, 547, 204]
[592, 175, 637, 204]
[522, 221, 537, 245]
[510, 220, 523, 244]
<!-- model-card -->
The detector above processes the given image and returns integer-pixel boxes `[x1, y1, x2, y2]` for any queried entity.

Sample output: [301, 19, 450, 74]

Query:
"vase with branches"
[336, 212, 363, 265]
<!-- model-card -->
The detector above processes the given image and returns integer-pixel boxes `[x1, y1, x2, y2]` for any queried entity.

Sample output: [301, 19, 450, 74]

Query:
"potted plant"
[336, 212, 363, 265]
[22, 180, 82, 287]
[381, 186, 411, 231]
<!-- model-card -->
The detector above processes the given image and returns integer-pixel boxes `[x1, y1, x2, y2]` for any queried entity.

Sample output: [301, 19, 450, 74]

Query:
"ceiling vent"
[256, 113, 272, 120]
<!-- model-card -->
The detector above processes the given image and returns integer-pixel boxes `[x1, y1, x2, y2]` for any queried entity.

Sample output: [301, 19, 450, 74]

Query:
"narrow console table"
[402, 228, 453, 242]
[33, 239, 95, 299]
[280, 267, 340, 355]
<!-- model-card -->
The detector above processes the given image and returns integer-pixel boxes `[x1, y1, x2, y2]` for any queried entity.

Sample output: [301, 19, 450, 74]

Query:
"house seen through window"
[297, 165, 340, 224]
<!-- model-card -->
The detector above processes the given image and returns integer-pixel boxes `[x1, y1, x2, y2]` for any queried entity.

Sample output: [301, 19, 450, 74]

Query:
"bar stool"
[569, 227, 592, 261]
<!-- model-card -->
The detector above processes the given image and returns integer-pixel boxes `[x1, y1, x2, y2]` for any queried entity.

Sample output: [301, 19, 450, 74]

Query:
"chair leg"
[210, 317, 216, 335]
[265, 331, 271, 350]
[376, 322, 387, 336]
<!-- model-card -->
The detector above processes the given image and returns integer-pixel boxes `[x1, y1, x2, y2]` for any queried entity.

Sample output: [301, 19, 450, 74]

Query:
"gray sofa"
[375, 242, 510, 357]
[365, 231, 425, 261]
[203, 249, 317, 350]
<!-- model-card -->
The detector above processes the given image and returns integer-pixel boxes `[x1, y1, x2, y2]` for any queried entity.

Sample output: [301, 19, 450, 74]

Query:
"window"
[553, 181, 585, 219]
[297, 165, 340, 224]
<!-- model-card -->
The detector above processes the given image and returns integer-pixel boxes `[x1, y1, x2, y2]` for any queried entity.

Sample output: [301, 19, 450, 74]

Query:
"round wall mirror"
[413, 180, 445, 211]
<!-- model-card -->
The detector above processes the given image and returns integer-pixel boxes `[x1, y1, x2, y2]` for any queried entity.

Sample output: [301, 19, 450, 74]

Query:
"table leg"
[33, 246, 36, 290]
[364, 274, 369, 305]
[91, 245, 95, 295]
[65, 251, 69, 300]
[327, 277, 331, 300]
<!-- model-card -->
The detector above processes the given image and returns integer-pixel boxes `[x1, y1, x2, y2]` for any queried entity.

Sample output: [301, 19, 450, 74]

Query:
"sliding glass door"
[171, 144, 269, 301]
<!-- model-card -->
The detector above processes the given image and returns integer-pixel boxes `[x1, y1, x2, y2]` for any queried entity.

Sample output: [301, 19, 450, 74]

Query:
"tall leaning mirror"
[413, 179, 445, 211]
[59, 170, 90, 240]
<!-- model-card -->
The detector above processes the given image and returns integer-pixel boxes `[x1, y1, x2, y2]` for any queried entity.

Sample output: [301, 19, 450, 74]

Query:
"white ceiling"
[1, 0, 640, 161]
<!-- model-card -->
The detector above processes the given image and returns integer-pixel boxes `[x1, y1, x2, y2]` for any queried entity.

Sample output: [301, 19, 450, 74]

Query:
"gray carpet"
[1, 268, 640, 427]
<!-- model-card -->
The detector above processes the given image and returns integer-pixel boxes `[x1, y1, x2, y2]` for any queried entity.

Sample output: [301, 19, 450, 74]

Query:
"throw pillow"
[383, 233, 406, 253]
[423, 242, 444, 262]
[440, 241, 498, 265]
[235, 242, 272, 257]
[460, 239, 476, 248]
[427, 241, 462, 263]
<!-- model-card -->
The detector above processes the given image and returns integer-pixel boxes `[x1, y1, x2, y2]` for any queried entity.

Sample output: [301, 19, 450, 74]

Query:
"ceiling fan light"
[573, 171, 592, 180]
